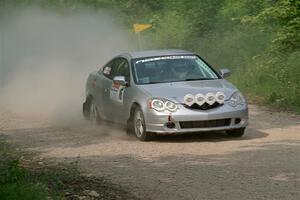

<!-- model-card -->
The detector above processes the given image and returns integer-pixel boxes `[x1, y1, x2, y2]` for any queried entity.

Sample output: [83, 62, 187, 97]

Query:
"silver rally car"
[83, 49, 248, 141]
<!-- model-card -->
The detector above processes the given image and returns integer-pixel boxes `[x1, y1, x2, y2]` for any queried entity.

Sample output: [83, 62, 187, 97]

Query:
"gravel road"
[1, 104, 299, 200]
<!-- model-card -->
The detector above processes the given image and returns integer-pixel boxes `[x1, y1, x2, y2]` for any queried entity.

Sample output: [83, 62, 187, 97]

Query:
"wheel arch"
[85, 93, 93, 102]
[128, 102, 141, 121]
[83, 94, 94, 119]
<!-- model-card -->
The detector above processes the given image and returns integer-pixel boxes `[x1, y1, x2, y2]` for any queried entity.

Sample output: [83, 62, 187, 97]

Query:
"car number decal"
[110, 83, 125, 103]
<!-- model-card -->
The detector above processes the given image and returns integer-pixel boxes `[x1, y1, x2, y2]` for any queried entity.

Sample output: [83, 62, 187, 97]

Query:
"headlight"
[228, 91, 245, 107]
[165, 100, 177, 112]
[150, 99, 165, 111]
[149, 98, 178, 112]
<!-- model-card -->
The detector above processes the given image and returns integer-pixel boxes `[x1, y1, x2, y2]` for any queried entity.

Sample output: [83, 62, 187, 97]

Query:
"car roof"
[122, 49, 194, 59]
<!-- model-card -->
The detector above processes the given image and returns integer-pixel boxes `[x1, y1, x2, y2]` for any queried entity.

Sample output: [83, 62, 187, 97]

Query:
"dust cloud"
[0, 8, 135, 125]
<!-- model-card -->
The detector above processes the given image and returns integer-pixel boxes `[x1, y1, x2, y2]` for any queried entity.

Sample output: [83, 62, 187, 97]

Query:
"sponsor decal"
[110, 83, 125, 103]
[135, 55, 197, 64]
[103, 66, 111, 75]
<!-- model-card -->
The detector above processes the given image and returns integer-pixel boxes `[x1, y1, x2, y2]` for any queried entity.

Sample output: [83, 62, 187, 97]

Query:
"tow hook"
[166, 114, 176, 129]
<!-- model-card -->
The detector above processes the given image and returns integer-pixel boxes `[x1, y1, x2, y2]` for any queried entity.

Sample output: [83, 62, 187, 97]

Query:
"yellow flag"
[133, 23, 152, 33]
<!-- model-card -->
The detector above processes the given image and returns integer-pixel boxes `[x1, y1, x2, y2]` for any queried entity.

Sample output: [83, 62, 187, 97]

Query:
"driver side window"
[103, 58, 130, 82]
[115, 59, 130, 82]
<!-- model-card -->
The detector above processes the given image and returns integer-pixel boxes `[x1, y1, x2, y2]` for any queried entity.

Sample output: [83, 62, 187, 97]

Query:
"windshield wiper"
[183, 78, 216, 81]
[143, 78, 216, 84]
[146, 81, 165, 84]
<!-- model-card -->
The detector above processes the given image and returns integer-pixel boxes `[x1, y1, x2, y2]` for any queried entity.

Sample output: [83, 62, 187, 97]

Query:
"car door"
[108, 58, 131, 123]
[97, 58, 119, 120]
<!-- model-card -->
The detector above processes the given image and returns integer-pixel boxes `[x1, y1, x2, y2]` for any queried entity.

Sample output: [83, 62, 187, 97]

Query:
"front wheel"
[226, 128, 245, 137]
[133, 107, 152, 141]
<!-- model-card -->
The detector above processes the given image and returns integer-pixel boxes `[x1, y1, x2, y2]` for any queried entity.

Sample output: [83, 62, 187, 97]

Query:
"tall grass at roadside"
[0, 138, 50, 200]
[0, 167, 49, 200]
[0, 136, 77, 200]
[1, 0, 299, 112]
[0, 136, 140, 200]
[231, 51, 300, 113]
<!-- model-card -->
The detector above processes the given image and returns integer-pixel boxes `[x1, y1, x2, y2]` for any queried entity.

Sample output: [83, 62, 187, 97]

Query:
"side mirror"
[113, 76, 128, 86]
[220, 68, 231, 78]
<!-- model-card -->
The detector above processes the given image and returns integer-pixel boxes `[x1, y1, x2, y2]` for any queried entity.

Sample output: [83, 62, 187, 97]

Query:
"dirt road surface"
[0, 104, 299, 200]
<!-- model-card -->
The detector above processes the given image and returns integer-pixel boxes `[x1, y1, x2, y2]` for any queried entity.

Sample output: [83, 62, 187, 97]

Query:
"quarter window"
[102, 60, 114, 79]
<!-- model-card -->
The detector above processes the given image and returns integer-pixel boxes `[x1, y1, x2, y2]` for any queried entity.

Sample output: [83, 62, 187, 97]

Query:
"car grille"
[179, 118, 231, 129]
[183, 102, 222, 110]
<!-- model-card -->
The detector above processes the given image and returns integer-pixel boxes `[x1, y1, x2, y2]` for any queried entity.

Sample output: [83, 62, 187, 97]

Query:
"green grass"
[0, 136, 140, 200]
[230, 53, 300, 114]
[0, 183, 48, 200]
[0, 136, 77, 199]
[0, 137, 51, 200]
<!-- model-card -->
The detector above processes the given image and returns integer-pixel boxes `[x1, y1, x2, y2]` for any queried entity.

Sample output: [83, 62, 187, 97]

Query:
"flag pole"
[137, 32, 142, 50]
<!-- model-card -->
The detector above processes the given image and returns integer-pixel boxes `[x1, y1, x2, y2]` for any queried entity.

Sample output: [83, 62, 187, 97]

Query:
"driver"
[160, 59, 191, 80]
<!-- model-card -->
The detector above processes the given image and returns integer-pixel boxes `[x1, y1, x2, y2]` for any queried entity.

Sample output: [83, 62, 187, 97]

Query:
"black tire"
[83, 97, 101, 124]
[132, 107, 152, 141]
[126, 118, 134, 135]
[226, 128, 245, 137]
[83, 99, 91, 120]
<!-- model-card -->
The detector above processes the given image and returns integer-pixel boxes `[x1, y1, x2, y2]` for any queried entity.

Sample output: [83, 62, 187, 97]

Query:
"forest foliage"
[1, 0, 300, 111]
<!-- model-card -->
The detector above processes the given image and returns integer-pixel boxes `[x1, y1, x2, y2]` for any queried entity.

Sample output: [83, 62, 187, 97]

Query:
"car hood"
[138, 79, 238, 103]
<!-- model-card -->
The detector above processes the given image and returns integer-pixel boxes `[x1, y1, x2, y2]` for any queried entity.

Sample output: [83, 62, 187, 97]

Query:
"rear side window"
[102, 60, 114, 79]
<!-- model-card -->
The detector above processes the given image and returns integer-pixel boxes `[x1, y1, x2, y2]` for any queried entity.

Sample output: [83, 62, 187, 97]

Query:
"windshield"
[133, 55, 219, 84]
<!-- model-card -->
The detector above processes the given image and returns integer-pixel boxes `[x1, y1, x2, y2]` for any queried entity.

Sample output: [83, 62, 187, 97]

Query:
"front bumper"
[144, 103, 248, 134]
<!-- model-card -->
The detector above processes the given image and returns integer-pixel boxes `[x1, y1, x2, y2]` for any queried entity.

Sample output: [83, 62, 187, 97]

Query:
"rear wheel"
[83, 98, 101, 124]
[226, 128, 245, 137]
[133, 107, 152, 141]
[89, 102, 101, 124]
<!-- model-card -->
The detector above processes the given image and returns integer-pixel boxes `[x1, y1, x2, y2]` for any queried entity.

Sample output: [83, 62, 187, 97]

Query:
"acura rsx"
[83, 49, 248, 141]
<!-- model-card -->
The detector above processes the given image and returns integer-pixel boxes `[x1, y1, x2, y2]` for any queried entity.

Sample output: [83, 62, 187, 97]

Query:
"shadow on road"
[0, 125, 269, 149]
[153, 127, 267, 143]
